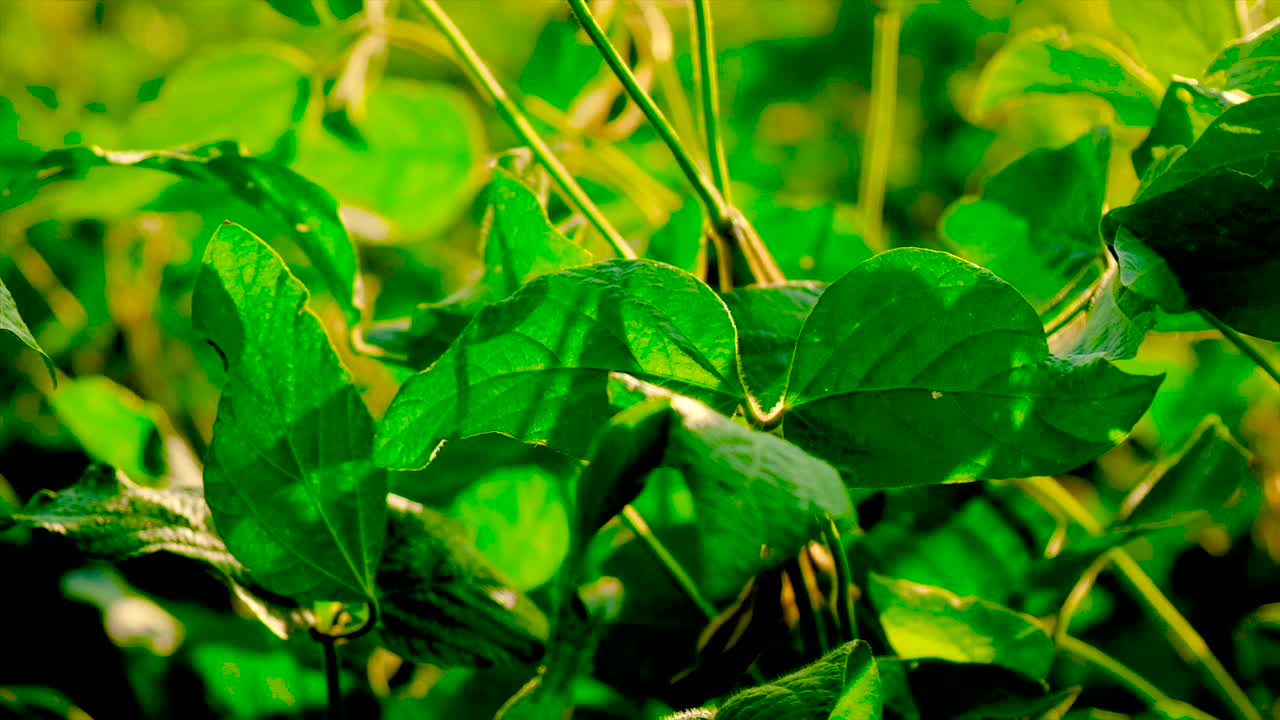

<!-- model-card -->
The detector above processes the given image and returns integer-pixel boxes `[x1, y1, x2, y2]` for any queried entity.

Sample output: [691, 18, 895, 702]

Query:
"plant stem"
[322, 637, 345, 720]
[1058, 635, 1172, 707]
[858, 0, 902, 254]
[566, 0, 729, 230]
[408, 0, 636, 259]
[621, 505, 719, 621]
[1200, 309, 1280, 387]
[821, 519, 856, 644]
[1025, 477, 1261, 720]
[691, 0, 732, 207]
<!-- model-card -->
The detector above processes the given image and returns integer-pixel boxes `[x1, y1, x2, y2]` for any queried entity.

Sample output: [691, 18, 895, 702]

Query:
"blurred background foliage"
[2, 0, 1280, 718]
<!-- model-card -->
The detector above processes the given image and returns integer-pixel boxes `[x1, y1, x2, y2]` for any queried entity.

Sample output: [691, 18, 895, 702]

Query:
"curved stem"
[821, 518, 856, 644]
[566, 0, 730, 230]
[1025, 477, 1261, 720]
[858, 0, 902, 254]
[408, 0, 636, 259]
[691, 0, 732, 207]
[321, 637, 345, 720]
[1200, 309, 1280, 388]
[1058, 635, 1173, 707]
[621, 505, 719, 621]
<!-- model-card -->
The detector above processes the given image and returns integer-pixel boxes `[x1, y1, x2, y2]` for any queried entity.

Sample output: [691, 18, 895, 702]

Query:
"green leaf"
[374, 259, 744, 468]
[264, 0, 363, 26]
[519, 18, 605, 112]
[829, 641, 883, 720]
[970, 27, 1161, 126]
[1123, 417, 1256, 527]
[0, 275, 55, 382]
[868, 574, 1056, 680]
[126, 45, 310, 155]
[1205, 16, 1280, 95]
[721, 283, 822, 414]
[1132, 80, 1238, 180]
[1050, 265, 1156, 362]
[608, 376, 854, 600]
[195, 222, 386, 604]
[785, 248, 1162, 488]
[376, 494, 549, 669]
[748, 197, 874, 283]
[292, 79, 487, 240]
[2, 142, 364, 324]
[1108, 0, 1236, 84]
[0, 465, 239, 575]
[49, 376, 168, 485]
[718, 641, 868, 720]
[941, 128, 1109, 309]
[645, 197, 703, 274]
[877, 659, 1063, 719]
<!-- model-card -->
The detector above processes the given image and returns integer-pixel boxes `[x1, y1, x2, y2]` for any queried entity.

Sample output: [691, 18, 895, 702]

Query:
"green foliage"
[48, 376, 168, 484]
[0, 276, 54, 381]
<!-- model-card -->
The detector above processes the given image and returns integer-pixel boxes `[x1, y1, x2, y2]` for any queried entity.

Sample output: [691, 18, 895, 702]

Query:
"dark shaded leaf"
[264, 0, 363, 26]
[195, 223, 385, 604]
[721, 283, 822, 414]
[1133, 80, 1238, 180]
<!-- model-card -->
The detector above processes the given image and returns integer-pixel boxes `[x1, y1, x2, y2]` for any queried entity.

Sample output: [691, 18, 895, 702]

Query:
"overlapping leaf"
[784, 248, 1161, 488]
[195, 223, 386, 604]
[49, 376, 168, 485]
[721, 283, 823, 413]
[374, 259, 744, 468]
[0, 275, 55, 381]
[715, 641, 874, 720]
[1204, 16, 1280, 95]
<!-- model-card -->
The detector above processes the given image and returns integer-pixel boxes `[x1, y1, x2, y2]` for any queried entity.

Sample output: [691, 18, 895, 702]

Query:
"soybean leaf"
[1132, 80, 1238, 180]
[645, 197, 703, 274]
[519, 18, 605, 112]
[721, 283, 823, 414]
[748, 196, 874, 283]
[49, 376, 168, 485]
[717, 641, 869, 720]
[785, 248, 1161, 489]
[265, 0, 363, 26]
[1205, 16, 1280, 95]
[195, 222, 386, 604]
[829, 641, 883, 720]
[0, 465, 239, 574]
[126, 45, 310, 156]
[607, 376, 854, 600]
[0, 275, 55, 381]
[877, 659, 1063, 720]
[868, 574, 1055, 680]
[376, 494, 549, 669]
[1049, 265, 1156, 362]
[970, 27, 1161, 126]
[374, 259, 744, 468]
[2, 142, 364, 324]
[941, 128, 1109, 309]
[1123, 417, 1256, 528]
[292, 79, 487, 239]
[1108, 0, 1235, 84]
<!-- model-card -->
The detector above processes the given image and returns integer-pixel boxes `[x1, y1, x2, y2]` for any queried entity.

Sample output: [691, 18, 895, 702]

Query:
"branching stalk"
[691, 0, 732, 207]
[858, 0, 902, 254]
[1058, 635, 1172, 707]
[1200, 309, 1280, 388]
[407, 0, 636, 259]
[1024, 477, 1261, 720]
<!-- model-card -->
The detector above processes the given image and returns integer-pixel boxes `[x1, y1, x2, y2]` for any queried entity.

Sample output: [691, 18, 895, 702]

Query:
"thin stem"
[566, 0, 730, 230]
[1200, 309, 1280, 388]
[1058, 635, 1172, 707]
[322, 637, 345, 720]
[1025, 477, 1261, 720]
[621, 505, 719, 621]
[408, 0, 636, 259]
[858, 0, 902, 254]
[821, 519, 856, 644]
[691, 0, 732, 207]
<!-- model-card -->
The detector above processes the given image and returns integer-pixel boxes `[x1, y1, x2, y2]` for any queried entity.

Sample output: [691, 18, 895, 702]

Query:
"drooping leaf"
[721, 283, 823, 414]
[374, 259, 744, 468]
[0, 275, 55, 381]
[717, 641, 869, 720]
[868, 574, 1056, 680]
[376, 494, 549, 669]
[126, 45, 310, 156]
[1132, 80, 1238, 180]
[785, 248, 1161, 489]
[2, 142, 364, 324]
[0, 465, 238, 574]
[49, 376, 168, 485]
[292, 79, 487, 239]
[264, 0, 363, 26]
[828, 641, 883, 720]
[1122, 417, 1257, 528]
[1049, 264, 1156, 362]
[941, 128, 1109, 309]
[969, 27, 1161, 127]
[606, 376, 854, 600]
[1204, 16, 1280, 95]
[195, 222, 386, 604]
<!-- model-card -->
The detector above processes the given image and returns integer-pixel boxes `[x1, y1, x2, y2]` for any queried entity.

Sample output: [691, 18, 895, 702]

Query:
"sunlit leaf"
[0, 275, 55, 381]
[264, 0, 363, 26]
[1205, 16, 1280, 95]
[195, 222, 386, 604]
[828, 641, 882, 720]
[785, 248, 1161, 488]
[717, 641, 869, 720]
[50, 377, 168, 485]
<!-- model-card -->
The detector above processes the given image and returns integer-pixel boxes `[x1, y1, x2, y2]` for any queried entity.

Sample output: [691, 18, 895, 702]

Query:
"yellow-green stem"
[409, 0, 635, 259]
[691, 0, 732, 207]
[858, 0, 902, 254]
[621, 505, 718, 621]
[1025, 477, 1261, 720]
[1058, 635, 1172, 707]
